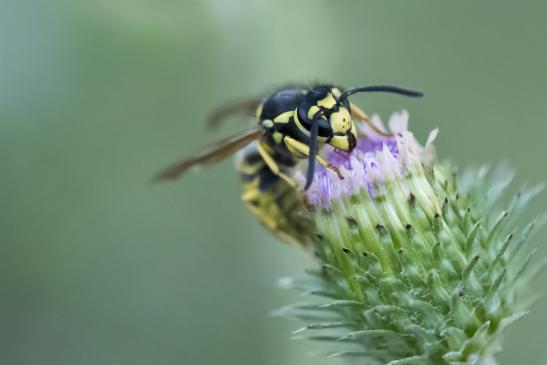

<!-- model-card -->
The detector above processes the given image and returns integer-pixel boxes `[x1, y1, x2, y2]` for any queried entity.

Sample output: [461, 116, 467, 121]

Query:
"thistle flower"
[278, 111, 545, 365]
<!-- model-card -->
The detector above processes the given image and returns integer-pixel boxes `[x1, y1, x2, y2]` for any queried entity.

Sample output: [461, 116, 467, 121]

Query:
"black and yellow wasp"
[154, 84, 423, 245]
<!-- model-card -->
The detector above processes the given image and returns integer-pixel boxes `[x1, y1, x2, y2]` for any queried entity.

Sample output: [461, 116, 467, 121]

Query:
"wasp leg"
[256, 142, 300, 189]
[350, 103, 393, 137]
[283, 136, 344, 180]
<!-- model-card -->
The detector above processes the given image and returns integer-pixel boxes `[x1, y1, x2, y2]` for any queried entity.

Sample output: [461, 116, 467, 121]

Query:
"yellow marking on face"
[262, 119, 274, 128]
[273, 131, 284, 144]
[273, 111, 293, 124]
[329, 135, 350, 150]
[330, 107, 352, 133]
[307, 105, 320, 120]
[317, 93, 337, 109]
[331, 88, 342, 98]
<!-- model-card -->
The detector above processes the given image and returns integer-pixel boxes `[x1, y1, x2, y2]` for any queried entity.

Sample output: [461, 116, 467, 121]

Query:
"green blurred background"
[2, 1, 546, 364]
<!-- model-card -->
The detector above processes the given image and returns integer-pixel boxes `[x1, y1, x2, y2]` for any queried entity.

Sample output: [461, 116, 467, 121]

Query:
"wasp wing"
[153, 127, 263, 182]
[207, 96, 264, 129]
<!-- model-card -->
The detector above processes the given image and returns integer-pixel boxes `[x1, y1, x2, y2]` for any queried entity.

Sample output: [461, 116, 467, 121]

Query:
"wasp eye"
[317, 118, 333, 137]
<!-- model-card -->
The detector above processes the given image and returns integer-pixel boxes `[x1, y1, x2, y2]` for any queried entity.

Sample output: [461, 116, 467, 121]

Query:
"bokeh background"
[2, 1, 546, 364]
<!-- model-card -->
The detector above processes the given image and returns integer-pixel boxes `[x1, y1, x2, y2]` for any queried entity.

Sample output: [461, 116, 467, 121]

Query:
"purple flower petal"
[302, 111, 436, 208]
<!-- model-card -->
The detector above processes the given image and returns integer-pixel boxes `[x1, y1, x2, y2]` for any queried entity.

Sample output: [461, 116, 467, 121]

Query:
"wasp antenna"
[304, 118, 320, 190]
[339, 85, 424, 101]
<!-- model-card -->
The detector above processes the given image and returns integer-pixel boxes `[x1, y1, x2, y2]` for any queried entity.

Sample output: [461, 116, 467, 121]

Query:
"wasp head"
[327, 105, 357, 152]
[319, 87, 357, 152]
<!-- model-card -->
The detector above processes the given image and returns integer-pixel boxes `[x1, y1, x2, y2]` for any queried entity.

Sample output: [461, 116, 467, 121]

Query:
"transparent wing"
[207, 96, 264, 129]
[153, 127, 262, 182]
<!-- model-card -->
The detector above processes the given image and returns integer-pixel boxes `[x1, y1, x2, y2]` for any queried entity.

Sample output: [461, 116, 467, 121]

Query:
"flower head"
[280, 111, 543, 365]
[300, 111, 437, 208]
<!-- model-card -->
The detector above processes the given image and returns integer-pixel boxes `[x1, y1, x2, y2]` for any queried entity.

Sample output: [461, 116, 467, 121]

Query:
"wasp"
[154, 84, 423, 245]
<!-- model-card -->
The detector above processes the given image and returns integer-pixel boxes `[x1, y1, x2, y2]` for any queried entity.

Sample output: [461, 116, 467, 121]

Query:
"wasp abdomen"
[236, 142, 314, 246]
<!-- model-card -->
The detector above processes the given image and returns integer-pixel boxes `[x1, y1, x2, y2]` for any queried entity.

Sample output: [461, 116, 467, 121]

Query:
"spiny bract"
[277, 111, 545, 365]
